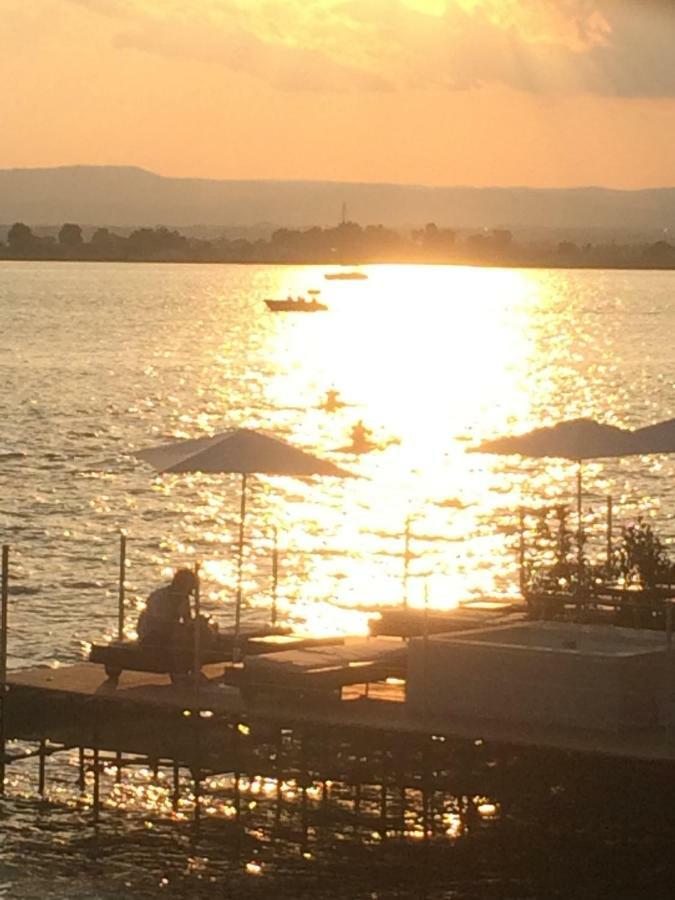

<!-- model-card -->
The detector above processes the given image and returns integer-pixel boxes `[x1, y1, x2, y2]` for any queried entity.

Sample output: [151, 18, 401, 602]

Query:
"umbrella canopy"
[135, 429, 352, 645]
[471, 417, 644, 596]
[472, 418, 638, 461]
[136, 428, 352, 478]
[630, 418, 675, 455]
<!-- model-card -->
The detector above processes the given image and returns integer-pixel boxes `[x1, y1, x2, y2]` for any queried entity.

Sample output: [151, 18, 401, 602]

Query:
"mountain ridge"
[2, 165, 675, 232]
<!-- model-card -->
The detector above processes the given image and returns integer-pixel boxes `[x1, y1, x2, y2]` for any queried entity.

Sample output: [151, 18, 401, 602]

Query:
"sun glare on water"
[178, 264, 567, 634]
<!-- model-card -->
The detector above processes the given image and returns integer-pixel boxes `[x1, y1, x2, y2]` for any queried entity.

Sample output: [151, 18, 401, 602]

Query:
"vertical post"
[172, 761, 180, 813]
[235, 473, 247, 647]
[78, 747, 86, 795]
[576, 462, 584, 607]
[518, 507, 526, 595]
[271, 527, 279, 626]
[665, 600, 673, 741]
[92, 708, 100, 824]
[193, 762, 201, 837]
[233, 723, 241, 825]
[606, 495, 613, 572]
[300, 729, 309, 851]
[380, 754, 388, 840]
[423, 579, 430, 719]
[402, 516, 412, 609]
[118, 532, 127, 642]
[93, 744, 100, 823]
[38, 738, 46, 798]
[193, 562, 201, 689]
[0, 545, 9, 794]
[274, 727, 283, 830]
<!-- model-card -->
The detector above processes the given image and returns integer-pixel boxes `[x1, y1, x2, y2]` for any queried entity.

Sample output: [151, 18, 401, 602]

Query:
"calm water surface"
[2, 261, 675, 897]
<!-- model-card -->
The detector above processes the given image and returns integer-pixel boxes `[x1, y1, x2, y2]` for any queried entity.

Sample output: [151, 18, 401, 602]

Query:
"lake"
[2, 261, 675, 898]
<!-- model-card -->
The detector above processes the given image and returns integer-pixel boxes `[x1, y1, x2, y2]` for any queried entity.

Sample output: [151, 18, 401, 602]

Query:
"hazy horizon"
[5, 162, 675, 193]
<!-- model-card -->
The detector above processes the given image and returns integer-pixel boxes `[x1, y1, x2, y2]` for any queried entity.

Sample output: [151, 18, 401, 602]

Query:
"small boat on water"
[324, 271, 368, 281]
[265, 296, 328, 313]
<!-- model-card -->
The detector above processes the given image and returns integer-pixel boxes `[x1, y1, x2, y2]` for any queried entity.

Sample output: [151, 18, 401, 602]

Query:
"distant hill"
[2, 165, 675, 233]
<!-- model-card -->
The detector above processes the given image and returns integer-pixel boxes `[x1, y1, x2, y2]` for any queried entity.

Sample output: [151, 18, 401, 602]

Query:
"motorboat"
[265, 295, 328, 312]
[324, 271, 368, 281]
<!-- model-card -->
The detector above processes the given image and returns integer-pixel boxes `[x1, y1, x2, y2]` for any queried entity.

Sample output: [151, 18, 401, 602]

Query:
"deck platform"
[370, 601, 523, 637]
[4, 653, 675, 767]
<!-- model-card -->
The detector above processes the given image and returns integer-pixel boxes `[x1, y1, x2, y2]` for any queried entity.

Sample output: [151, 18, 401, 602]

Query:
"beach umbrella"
[631, 418, 675, 454]
[471, 418, 644, 590]
[135, 429, 352, 642]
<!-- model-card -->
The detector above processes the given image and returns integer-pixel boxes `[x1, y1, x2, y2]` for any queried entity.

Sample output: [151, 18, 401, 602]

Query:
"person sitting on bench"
[137, 568, 197, 646]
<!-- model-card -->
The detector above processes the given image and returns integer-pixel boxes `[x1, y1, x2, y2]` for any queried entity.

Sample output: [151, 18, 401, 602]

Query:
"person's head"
[171, 569, 198, 595]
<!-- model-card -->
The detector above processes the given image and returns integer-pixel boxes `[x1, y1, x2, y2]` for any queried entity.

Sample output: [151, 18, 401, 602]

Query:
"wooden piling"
[78, 747, 86, 795]
[38, 738, 46, 798]
[92, 706, 100, 823]
[193, 562, 201, 689]
[172, 762, 180, 813]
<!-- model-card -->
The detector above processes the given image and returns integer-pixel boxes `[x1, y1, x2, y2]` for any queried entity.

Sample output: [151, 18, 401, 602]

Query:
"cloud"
[63, 0, 675, 97]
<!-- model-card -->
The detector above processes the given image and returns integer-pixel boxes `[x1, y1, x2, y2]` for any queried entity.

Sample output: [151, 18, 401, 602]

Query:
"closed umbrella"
[136, 428, 352, 642]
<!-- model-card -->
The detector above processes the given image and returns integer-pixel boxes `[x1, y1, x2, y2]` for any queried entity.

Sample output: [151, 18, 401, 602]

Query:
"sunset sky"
[3, 0, 675, 188]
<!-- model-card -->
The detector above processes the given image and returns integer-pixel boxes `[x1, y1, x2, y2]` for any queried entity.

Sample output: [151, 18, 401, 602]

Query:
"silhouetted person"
[350, 419, 372, 452]
[137, 569, 197, 646]
[323, 389, 343, 412]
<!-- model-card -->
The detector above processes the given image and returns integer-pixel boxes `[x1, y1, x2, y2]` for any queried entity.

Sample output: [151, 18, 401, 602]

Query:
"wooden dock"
[5, 655, 675, 766]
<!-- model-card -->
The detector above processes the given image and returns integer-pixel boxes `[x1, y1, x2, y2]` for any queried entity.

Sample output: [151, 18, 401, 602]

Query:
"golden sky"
[3, 0, 675, 187]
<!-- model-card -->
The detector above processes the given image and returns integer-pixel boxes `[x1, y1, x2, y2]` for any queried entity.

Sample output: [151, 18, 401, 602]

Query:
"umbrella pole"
[518, 507, 525, 595]
[402, 516, 412, 609]
[118, 532, 127, 642]
[606, 495, 613, 572]
[576, 461, 584, 607]
[271, 527, 279, 626]
[235, 473, 247, 647]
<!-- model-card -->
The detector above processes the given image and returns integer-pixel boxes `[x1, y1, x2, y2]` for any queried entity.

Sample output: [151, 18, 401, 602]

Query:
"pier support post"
[92, 705, 101, 823]
[38, 738, 46, 798]
[606, 495, 613, 571]
[380, 752, 388, 840]
[172, 761, 180, 813]
[300, 730, 309, 850]
[233, 722, 241, 826]
[93, 745, 100, 823]
[0, 545, 9, 794]
[193, 563, 201, 689]
[274, 728, 283, 830]
[78, 747, 86, 795]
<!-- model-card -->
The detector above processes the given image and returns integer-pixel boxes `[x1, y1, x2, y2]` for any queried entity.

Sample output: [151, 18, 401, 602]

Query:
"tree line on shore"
[3, 220, 675, 269]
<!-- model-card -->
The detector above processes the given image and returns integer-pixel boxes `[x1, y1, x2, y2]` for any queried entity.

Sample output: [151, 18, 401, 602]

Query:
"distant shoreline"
[4, 220, 675, 271]
[3, 255, 675, 273]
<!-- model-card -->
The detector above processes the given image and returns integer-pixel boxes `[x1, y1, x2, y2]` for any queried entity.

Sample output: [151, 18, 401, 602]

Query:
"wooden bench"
[89, 626, 292, 682]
